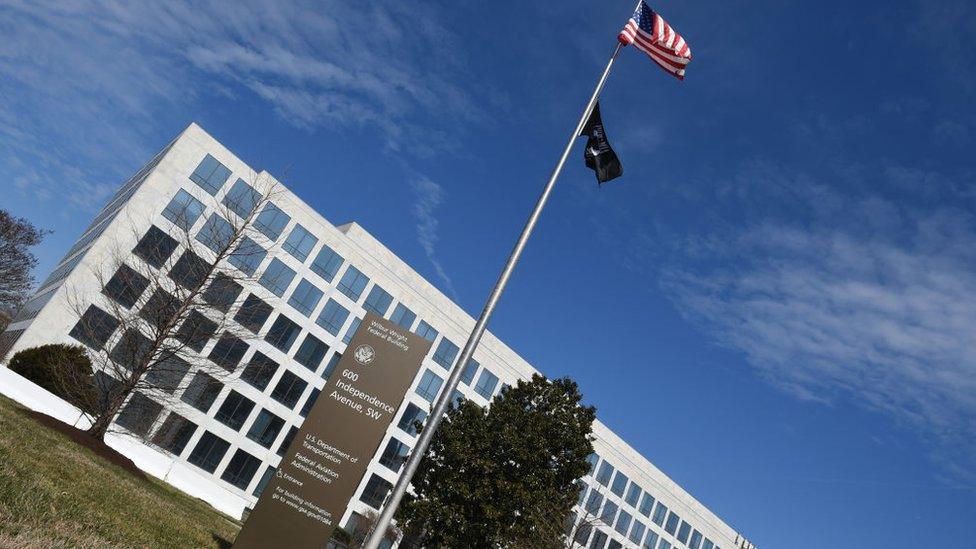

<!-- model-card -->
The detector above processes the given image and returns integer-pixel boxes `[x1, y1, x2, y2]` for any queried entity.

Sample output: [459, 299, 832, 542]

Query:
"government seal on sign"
[353, 344, 376, 365]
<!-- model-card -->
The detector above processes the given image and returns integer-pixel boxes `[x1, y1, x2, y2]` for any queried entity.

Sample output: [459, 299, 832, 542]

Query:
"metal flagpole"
[363, 40, 626, 549]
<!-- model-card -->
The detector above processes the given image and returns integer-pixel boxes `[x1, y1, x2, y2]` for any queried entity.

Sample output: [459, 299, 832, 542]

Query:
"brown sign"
[234, 313, 431, 548]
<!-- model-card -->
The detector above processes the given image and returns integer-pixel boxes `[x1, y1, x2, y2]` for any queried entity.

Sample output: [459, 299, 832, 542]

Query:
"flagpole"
[363, 41, 625, 549]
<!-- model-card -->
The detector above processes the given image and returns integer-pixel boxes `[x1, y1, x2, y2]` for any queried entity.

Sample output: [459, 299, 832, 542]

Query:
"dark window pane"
[221, 449, 261, 490]
[293, 334, 328, 372]
[187, 431, 230, 473]
[145, 354, 191, 393]
[321, 352, 341, 380]
[362, 285, 393, 316]
[397, 403, 427, 437]
[109, 328, 153, 372]
[240, 351, 279, 391]
[234, 294, 272, 333]
[189, 153, 231, 195]
[196, 214, 234, 253]
[133, 226, 177, 269]
[277, 425, 298, 456]
[460, 359, 479, 385]
[315, 299, 349, 336]
[228, 236, 266, 276]
[432, 338, 459, 370]
[253, 467, 275, 497]
[222, 178, 262, 218]
[140, 289, 180, 332]
[359, 474, 392, 509]
[202, 274, 242, 313]
[208, 332, 248, 371]
[299, 388, 320, 418]
[214, 390, 255, 431]
[102, 264, 149, 309]
[114, 392, 162, 436]
[258, 258, 296, 297]
[175, 310, 217, 353]
[181, 371, 223, 413]
[69, 305, 120, 349]
[246, 409, 285, 449]
[270, 370, 307, 409]
[264, 314, 301, 353]
[378, 438, 409, 472]
[169, 251, 211, 291]
[415, 370, 443, 403]
[287, 279, 323, 317]
[151, 412, 197, 455]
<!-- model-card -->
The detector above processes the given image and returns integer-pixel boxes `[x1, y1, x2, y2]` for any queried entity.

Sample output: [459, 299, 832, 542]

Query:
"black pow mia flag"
[579, 102, 623, 184]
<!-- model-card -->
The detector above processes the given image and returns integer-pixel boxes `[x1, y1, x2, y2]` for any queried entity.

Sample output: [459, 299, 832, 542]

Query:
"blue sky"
[2, 1, 975, 546]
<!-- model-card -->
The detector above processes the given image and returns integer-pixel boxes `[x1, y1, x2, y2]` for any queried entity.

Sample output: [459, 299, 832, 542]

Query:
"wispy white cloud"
[410, 176, 459, 301]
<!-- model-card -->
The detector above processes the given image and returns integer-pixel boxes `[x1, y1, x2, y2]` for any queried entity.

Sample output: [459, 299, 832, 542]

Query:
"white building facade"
[0, 124, 751, 549]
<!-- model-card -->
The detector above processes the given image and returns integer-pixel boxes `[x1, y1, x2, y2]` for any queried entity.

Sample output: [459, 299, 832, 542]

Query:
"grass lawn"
[0, 395, 240, 548]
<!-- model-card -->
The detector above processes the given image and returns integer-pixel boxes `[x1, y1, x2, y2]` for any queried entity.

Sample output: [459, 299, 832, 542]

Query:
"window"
[690, 530, 703, 549]
[450, 389, 465, 407]
[432, 338, 459, 370]
[246, 409, 285, 448]
[664, 511, 680, 535]
[271, 370, 307, 408]
[473, 369, 499, 399]
[415, 370, 443, 402]
[310, 243, 344, 282]
[415, 320, 438, 342]
[294, 334, 328, 371]
[240, 352, 279, 391]
[162, 189, 205, 230]
[234, 294, 273, 333]
[221, 449, 261, 490]
[264, 314, 301, 353]
[359, 474, 392, 509]
[643, 531, 660, 549]
[703, 539, 714, 549]
[288, 279, 324, 316]
[336, 266, 369, 301]
[608, 540, 622, 549]
[196, 214, 234, 253]
[187, 431, 230, 473]
[222, 178, 261, 218]
[181, 371, 223, 413]
[651, 501, 668, 526]
[69, 305, 119, 349]
[587, 453, 599, 474]
[189, 154, 231, 195]
[614, 509, 633, 536]
[228, 236, 266, 275]
[322, 352, 341, 380]
[343, 317, 362, 344]
[114, 392, 162, 436]
[169, 251, 211, 290]
[397, 403, 427, 436]
[638, 492, 655, 517]
[363, 285, 393, 316]
[253, 467, 275, 497]
[278, 425, 298, 456]
[600, 500, 618, 525]
[258, 258, 296, 297]
[254, 203, 291, 241]
[595, 461, 614, 486]
[389, 303, 416, 330]
[585, 490, 603, 514]
[103, 264, 149, 309]
[379, 438, 410, 472]
[208, 332, 248, 371]
[629, 521, 646, 544]
[133, 225, 178, 268]
[625, 483, 642, 507]
[109, 329, 152, 371]
[300, 388, 320, 417]
[175, 310, 217, 352]
[589, 530, 608, 549]
[676, 521, 691, 543]
[574, 523, 593, 546]
[151, 412, 197, 455]
[459, 359, 479, 385]
[315, 299, 349, 335]
[214, 390, 255, 431]
[282, 224, 318, 262]
[658, 541, 672, 549]
[140, 289, 179, 332]
[202, 274, 243, 313]
[146, 355, 191, 393]
[611, 471, 629, 497]
[576, 482, 588, 506]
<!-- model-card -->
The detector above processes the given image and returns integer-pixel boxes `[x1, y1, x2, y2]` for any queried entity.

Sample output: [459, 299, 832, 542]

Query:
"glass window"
[389, 303, 416, 329]
[643, 531, 659, 549]
[343, 317, 362, 344]
[615, 509, 632, 536]
[162, 189, 205, 230]
[611, 471, 629, 497]
[322, 352, 342, 380]
[459, 359, 479, 385]
[432, 338, 459, 370]
[109, 329, 151, 372]
[336, 266, 369, 301]
[600, 499, 618, 525]
[240, 351, 279, 391]
[625, 483, 641, 507]
[585, 490, 603, 514]
[587, 453, 599, 474]
[187, 431, 230, 473]
[676, 521, 691, 543]
[222, 178, 261, 218]
[379, 437, 410, 472]
[664, 512, 680, 535]
[246, 409, 285, 448]
[473, 369, 499, 400]
[450, 389, 465, 407]
[151, 412, 197, 455]
[316, 299, 350, 335]
[228, 236, 266, 276]
[277, 425, 298, 456]
[253, 203, 290, 241]
[359, 474, 392, 509]
[214, 390, 255, 430]
[114, 392, 162, 436]
[234, 294, 273, 333]
[589, 529, 608, 549]
[415, 320, 438, 342]
[103, 264, 149, 309]
[202, 274, 243, 313]
[264, 314, 302, 353]
[196, 214, 234, 253]
[140, 289, 179, 332]
[168, 250, 211, 291]
[220, 449, 261, 490]
[638, 492, 655, 517]
[287, 279, 324, 316]
[271, 370, 307, 409]
[189, 154, 231, 195]
[651, 502, 668, 526]
[294, 334, 329, 372]
[253, 467, 275, 498]
[181, 371, 222, 413]
[133, 225, 178, 268]
[363, 285, 393, 316]
[596, 461, 615, 487]
[658, 542, 672, 549]
[300, 387, 321, 417]
[629, 520, 646, 544]
[174, 310, 217, 352]
[397, 402, 427, 436]
[69, 305, 120, 349]
[282, 224, 317, 262]
[208, 332, 248, 371]
[145, 355, 191, 393]
[703, 539, 714, 549]
[258, 258, 296, 297]
[415, 370, 443, 402]
[690, 530, 703, 549]
[310, 243, 344, 282]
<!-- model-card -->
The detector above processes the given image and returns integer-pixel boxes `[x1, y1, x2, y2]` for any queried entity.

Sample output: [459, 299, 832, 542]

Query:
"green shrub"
[8, 344, 98, 414]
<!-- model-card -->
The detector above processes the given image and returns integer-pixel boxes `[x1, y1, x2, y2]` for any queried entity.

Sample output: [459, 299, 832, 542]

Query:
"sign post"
[233, 313, 432, 548]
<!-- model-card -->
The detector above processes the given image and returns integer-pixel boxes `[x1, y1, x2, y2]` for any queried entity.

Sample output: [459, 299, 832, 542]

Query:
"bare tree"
[66, 173, 285, 441]
[0, 209, 48, 315]
[564, 483, 614, 549]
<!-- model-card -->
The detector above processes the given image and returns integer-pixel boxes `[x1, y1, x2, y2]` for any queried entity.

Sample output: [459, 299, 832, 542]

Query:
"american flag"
[618, 1, 692, 80]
